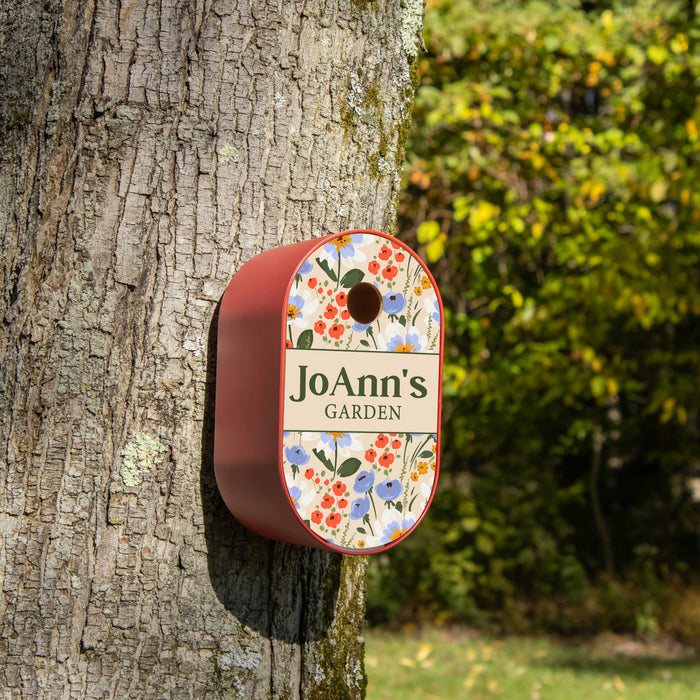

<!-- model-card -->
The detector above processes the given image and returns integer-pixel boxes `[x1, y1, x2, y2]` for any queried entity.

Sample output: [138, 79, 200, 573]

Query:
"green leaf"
[420, 451, 434, 459]
[590, 375, 606, 398]
[417, 220, 441, 243]
[316, 257, 337, 282]
[296, 329, 313, 349]
[337, 457, 362, 478]
[475, 533, 494, 556]
[469, 201, 500, 230]
[313, 448, 334, 472]
[461, 517, 481, 533]
[649, 181, 668, 203]
[647, 44, 668, 65]
[356, 527, 366, 534]
[454, 197, 471, 222]
[425, 236, 445, 263]
[543, 34, 560, 52]
[395, 501, 403, 512]
[340, 269, 364, 288]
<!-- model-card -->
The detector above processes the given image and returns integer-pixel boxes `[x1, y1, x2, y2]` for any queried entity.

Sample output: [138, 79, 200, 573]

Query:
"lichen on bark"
[400, 0, 426, 58]
[120, 432, 168, 487]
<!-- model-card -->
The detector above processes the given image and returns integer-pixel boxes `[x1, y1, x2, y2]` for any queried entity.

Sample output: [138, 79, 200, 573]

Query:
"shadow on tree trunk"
[200, 304, 342, 643]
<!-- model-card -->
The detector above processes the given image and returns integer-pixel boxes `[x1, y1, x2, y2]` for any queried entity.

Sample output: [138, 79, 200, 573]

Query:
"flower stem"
[369, 489, 378, 520]
[367, 325, 378, 349]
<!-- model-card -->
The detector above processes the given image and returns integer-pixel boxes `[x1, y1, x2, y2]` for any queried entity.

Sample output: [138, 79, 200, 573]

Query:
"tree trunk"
[0, 1, 423, 696]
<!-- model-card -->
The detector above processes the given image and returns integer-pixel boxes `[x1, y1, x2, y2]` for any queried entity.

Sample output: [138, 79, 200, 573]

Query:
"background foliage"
[369, 0, 700, 637]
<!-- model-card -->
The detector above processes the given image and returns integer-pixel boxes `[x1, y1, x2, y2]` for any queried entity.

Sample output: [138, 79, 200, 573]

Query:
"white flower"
[317, 233, 368, 270]
[286, 289, 319, 329]
[285, 478, 316, 512]
[418, 479, 435, 507]
[377, 322, 427, 353]
[423, 292, 441, 326]
[311, 432, 364, 459]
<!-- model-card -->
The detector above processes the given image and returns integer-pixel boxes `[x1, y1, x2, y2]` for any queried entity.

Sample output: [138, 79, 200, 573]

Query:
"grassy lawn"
[365, 627, 699, 699]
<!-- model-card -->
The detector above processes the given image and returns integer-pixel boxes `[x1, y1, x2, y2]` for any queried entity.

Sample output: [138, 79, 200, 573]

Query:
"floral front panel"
[284, 431, 437, 551]
[285, 233, 441, 354]
[282, 232, 442, 553]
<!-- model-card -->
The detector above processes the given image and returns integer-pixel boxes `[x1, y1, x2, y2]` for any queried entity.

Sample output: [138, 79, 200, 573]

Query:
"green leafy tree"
[370, 0, 700, 629]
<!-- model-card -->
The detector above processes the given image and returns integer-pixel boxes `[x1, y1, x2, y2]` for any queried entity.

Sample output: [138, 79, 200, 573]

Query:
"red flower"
[341, 309, 351, 320]
[391, 438, 402, 449]
[311, 510, 323, 524]
[378, 245, 392, 260]
[379, 452, 395, 468]
[382, 265, 398, 281]
[391, 240, 401, 249]
[332, 480, 346, 495]
[308, 277, 318, 288]
[324, 304, 337, 319]
[395, 252, 405, 262]
[328, 323, 344, 339]
[321, 494, 335, 509]
[314, 320, 326, 335]
[285, 339, 293, 348]
[368, 260, 380, 274]
[375, 434, 389, 448]
[337, 498, 348, 508]
[365, 448, 377, 462]
[327, 289, 333, 296]
[335, 292, 347, 307]
[305, 468, 314, 479]
[326, 513, 342, 529]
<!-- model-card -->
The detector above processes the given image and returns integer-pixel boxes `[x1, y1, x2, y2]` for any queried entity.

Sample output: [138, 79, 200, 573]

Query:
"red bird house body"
[214, 230, 443, 553]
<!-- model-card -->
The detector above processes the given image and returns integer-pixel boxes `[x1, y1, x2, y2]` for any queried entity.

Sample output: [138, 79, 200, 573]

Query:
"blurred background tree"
[369, 0, 700, 638]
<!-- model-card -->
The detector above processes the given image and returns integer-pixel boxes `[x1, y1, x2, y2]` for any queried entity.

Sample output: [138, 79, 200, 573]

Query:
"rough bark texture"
[0, 0, 423, 697]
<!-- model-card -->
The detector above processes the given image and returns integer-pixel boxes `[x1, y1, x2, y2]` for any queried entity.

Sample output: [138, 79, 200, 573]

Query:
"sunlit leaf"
[417, 220, 441, 243]
[426, 235, 446, 262]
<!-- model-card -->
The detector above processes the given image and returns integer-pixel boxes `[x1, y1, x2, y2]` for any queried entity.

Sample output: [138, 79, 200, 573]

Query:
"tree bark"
[0, 0, 423, 696]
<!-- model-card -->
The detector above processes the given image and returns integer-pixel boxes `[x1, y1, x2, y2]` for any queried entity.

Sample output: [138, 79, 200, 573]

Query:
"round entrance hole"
[347, 282, 383, 325]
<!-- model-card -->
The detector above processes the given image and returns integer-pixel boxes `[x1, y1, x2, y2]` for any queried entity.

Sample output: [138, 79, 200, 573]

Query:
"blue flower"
[323, 234, 359, 261]
[387, 331, 422, 353]
[298, 259, 313, 275]
[376, 478, 403, 501]
[353, 470, 375, 493]
[352, 321, 370, 332]
[349, 496, 370, 520]
[320, 432, 352, 449]
[287, 294, 305, 321]
[289, 486, 303, 509]
[380, 517, 415, 543]
[430, 298, 441, 325]
[285, 445, 311, 466]
[383, 292, 406, 315]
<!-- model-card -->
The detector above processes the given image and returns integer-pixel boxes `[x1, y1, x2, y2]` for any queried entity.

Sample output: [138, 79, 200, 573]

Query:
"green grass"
[365, 628, 699, 699]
